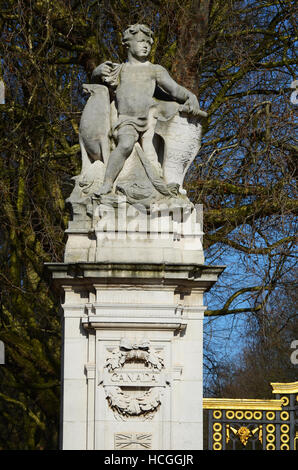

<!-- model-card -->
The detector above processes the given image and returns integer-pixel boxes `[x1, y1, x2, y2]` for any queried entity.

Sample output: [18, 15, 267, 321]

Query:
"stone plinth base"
[64, 203, 204, 265]
[46, 262, 224, 450]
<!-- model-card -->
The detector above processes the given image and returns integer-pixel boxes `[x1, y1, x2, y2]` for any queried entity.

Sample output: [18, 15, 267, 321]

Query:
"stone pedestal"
[46, 261, 223, 450]
[46, 206, 224, 450]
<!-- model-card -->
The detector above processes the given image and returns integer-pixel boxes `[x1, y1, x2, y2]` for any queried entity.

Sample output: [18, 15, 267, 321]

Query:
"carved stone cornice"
[45, 261, 225, 291]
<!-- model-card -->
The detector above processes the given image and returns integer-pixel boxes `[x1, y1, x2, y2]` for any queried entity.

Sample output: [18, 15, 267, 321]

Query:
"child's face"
[127, 33, 152, 59]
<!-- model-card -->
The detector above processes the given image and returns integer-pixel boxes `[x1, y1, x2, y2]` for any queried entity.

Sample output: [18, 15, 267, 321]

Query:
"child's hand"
[92, 61, 113, 82]
[100, 61, 114, 80]
[179, 94, 208, 117]
[185, 94, 201, 116]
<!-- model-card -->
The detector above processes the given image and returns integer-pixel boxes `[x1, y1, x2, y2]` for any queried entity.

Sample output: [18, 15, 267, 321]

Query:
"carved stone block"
[115, 432, 152, 450]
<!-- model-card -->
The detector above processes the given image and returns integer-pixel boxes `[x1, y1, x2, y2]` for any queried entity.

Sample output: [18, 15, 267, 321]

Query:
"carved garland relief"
[102, 338, 165, 420]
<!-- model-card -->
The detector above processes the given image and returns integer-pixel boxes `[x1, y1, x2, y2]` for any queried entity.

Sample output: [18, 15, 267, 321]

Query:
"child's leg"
[95, 133, 137, 195]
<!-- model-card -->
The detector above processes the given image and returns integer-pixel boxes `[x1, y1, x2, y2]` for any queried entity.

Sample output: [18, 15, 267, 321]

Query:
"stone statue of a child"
[92, 24, 202, 195]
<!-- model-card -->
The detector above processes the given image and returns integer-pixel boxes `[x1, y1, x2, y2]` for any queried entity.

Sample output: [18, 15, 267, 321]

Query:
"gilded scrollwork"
[228, 424, 261, 446]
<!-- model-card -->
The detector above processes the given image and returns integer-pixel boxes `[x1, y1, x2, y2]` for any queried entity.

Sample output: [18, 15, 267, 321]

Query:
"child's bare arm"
[155, 65, 204, 116]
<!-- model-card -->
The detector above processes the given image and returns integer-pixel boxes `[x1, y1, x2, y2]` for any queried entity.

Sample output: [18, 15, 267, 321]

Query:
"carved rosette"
[103, 339, 165, 420]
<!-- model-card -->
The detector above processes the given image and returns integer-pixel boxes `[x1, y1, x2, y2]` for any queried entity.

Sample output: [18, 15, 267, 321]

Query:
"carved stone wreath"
[105, 386, 162, 418]
[104, 339, 164, 419]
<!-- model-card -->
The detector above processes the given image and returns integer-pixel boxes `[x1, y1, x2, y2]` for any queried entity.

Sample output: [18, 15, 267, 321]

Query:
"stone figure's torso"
[116, 62, 156, 118]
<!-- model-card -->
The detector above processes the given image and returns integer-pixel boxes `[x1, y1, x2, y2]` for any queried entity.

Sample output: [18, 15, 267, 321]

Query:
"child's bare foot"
[94, 181, 113, 196]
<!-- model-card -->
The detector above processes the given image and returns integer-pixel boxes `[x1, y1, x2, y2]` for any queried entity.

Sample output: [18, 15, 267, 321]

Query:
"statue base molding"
[64, 204, 205, 265]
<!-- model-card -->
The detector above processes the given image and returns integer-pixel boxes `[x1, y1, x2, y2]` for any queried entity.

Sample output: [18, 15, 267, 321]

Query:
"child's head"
[122, 24, 154, 59]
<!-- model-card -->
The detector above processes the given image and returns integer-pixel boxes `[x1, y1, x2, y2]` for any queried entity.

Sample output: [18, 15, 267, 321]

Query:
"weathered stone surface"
[79, 84, 111, 168]
[156, 113, 202, 189]
[66, 23, 207, 226]
[64, 203, 204, 264]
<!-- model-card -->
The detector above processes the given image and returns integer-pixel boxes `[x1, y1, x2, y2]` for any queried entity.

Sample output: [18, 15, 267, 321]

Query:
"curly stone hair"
[122, 24, 154, 45]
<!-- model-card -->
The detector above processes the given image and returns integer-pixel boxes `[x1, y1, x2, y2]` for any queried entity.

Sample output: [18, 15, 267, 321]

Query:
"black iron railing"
[203, 381, 298, 450]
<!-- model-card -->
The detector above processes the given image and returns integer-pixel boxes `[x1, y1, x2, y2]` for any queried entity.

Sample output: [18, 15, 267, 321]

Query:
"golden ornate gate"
[203, 381, 298, 450]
